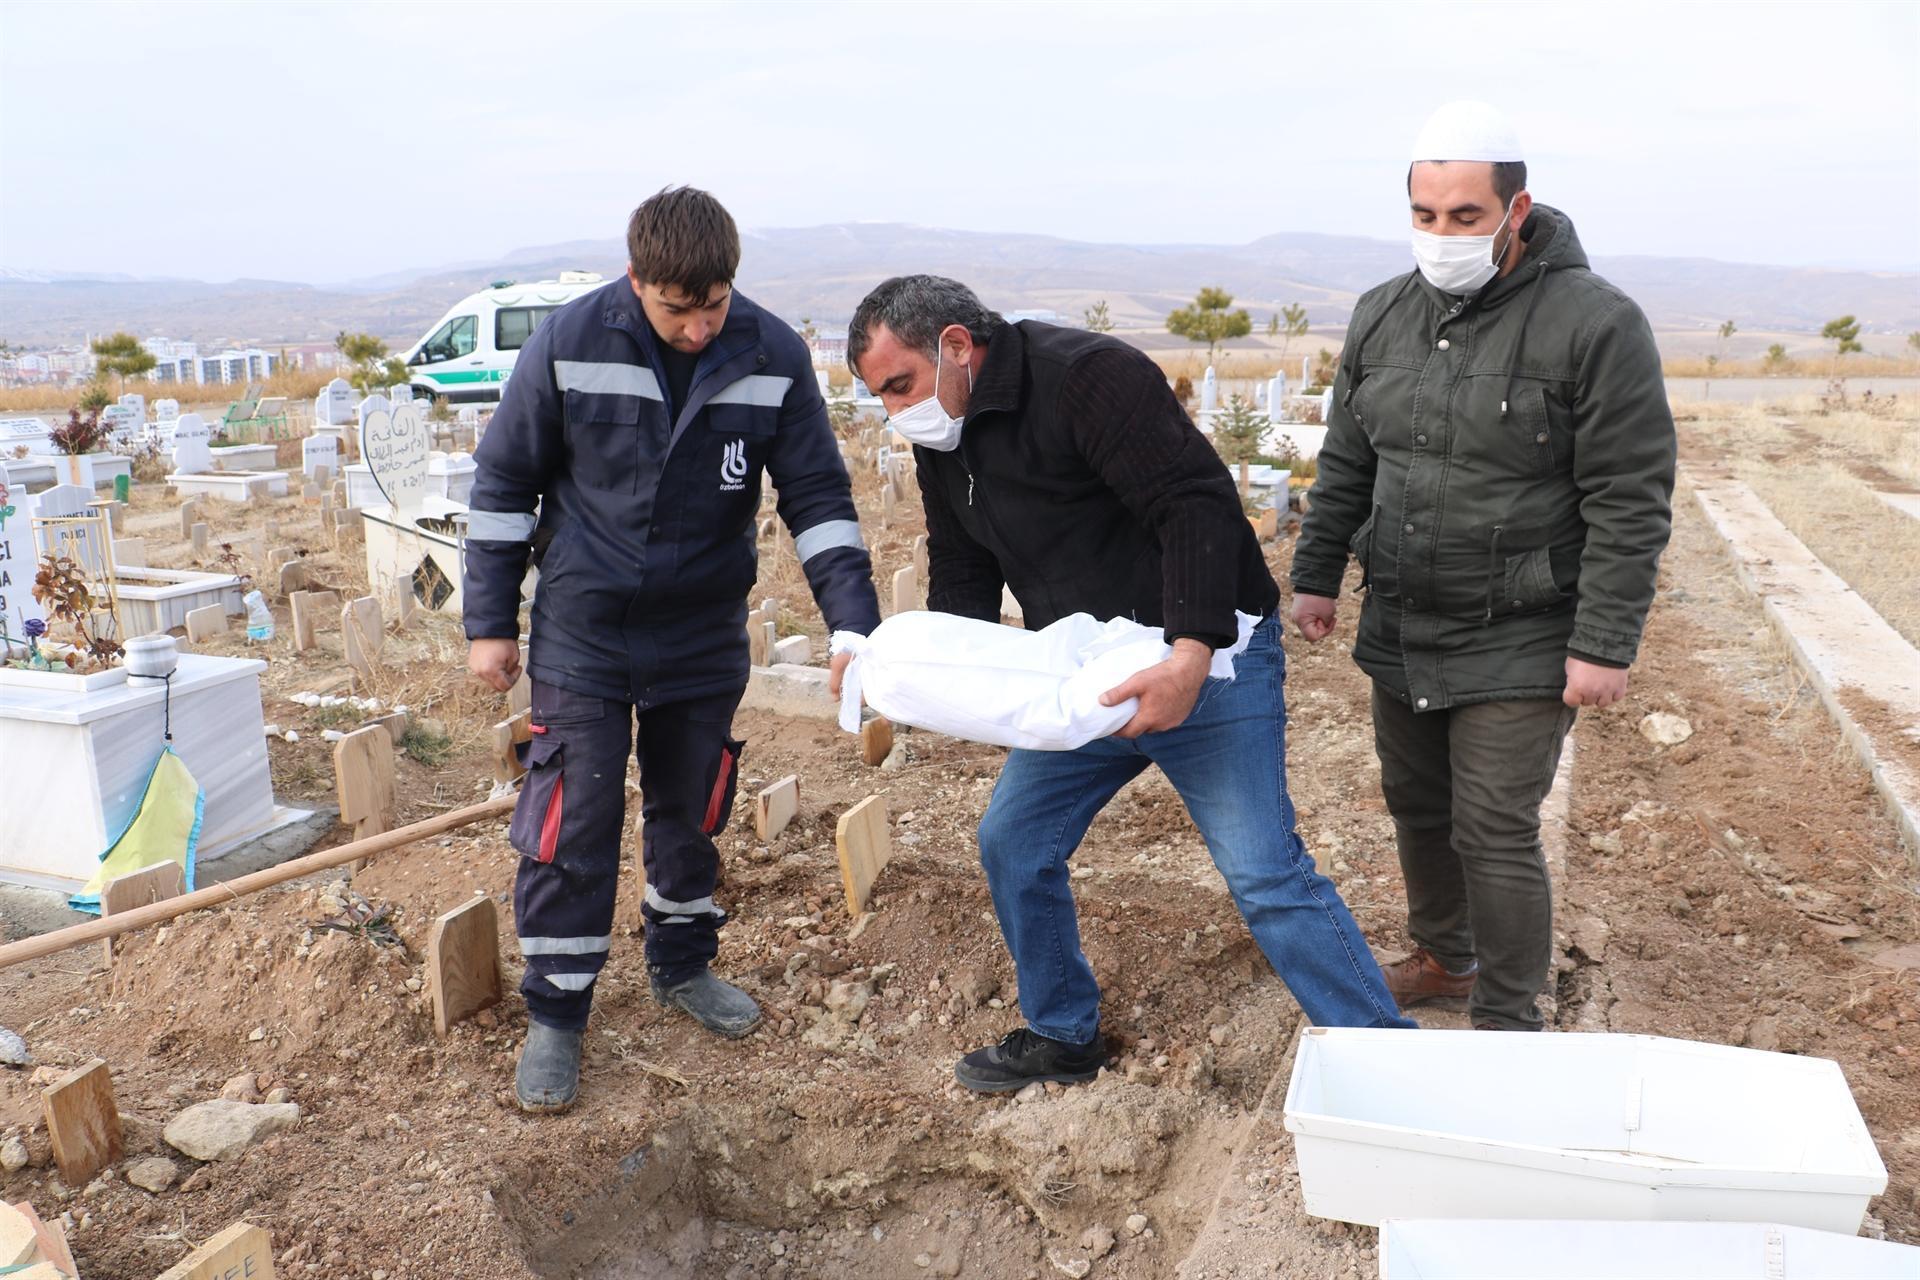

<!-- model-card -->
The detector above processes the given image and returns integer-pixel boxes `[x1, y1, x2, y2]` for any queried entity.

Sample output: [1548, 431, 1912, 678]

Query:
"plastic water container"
[1283, 1028, 1887, 1233]
[1379, 1219, 1920, 1279]
[244, 590, 273, 643]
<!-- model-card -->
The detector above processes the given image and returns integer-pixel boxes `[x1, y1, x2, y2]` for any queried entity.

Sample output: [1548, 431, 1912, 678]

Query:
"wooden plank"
[190, 521, 210, 557]
[100, 859, 186, 967]
[390, 574, 418, 628]
[507, 649, 532, 718]
[276, 558, 307, 598]
[891, 565, 918, 615]
[0, 1201, 37, 1266]
[490, 710, 531, 785]
[341, 595, 383, 686]
[41, 1059, 121, 1186]
[184, 603, 226, 643]
[834, 796, 891, 916]
[178, 501, 202, 540]
[428, 896, 503, 1037]
[755, 774, 799, 841]
[911, 534, 928, 583]
[155, 1220, 276, 1280]
[860, 716, 894, 768]
[288, 591, 318, 652]
[747, 620, 770, 667]
[5, 1202, 74, 1276]
[332, 723, 394, 842]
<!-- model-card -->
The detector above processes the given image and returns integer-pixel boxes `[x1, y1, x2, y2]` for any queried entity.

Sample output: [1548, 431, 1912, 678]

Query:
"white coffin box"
[1378, 1219, 1920, 1279]
[115, 566, 246, 636]
[210, 443, 281, 472]
[342, 463, 381, 510]
[0, 654, 280, 891]
[1283, 1028, 1886, 1234]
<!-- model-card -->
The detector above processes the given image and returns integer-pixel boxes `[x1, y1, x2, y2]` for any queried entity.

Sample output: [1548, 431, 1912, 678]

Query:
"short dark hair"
[626, 186, 739, 306]
[847, 275, 1003, 378]
[1406, 160, 1528, 207]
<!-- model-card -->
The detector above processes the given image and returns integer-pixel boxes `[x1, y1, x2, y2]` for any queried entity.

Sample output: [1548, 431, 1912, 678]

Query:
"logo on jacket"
[720, 439, 748, 492]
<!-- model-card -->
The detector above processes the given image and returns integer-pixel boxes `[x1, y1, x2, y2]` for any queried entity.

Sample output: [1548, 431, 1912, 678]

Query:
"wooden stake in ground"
[427, 896, 504, 1037]
[860, 715, 894, 768]
[190, 521, 210, 557]
[891, 565, 918, 615]
[835, 795, 891, 916]
[912, 534, 928, 583]
[333, 722, 395, 848]
[41, 1059, 121, 1185]
[491, 710, 531, 785]
[98, 859, 185, 967]
[755, 774, 799, 841]
[341, 594, 383, 686]
[155, 1220, 276, 1280]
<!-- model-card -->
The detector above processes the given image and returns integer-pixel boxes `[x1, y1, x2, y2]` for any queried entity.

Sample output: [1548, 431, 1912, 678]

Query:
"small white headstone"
[388, 383, 414, 404]
[456, 405, 479, 426]
[1268, 373, 1288, 417]
[119, 392, 146, 425]
[28, 482, 110, 584]
[1301, 354, 1313, 387]
[172, 412, 213, 474]
[0, 463, 44, 655]
[1201, 365, 1218, 413]
[315, 378, 353, 426]
[357, 393, 391, 432]
[154, 398, 180, 422]
[302, 433, 340, 480]
[360, 400, 430, 519]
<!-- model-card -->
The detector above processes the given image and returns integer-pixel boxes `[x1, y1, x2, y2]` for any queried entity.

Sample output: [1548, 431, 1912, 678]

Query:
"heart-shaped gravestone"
[359, 400, 429, 519]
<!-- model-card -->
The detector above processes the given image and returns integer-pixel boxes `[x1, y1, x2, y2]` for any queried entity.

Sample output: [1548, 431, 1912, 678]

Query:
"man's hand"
[1289, 592, 1338, 642]
[468, 637, 522, 693]
[1101, 638, 1212, 739]
[1563, 656, 1629, 709]
[829, 650, 853, 699]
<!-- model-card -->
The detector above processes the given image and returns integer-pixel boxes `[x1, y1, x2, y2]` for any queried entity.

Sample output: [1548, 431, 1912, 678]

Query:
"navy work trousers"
[509, 679, 745, 1031]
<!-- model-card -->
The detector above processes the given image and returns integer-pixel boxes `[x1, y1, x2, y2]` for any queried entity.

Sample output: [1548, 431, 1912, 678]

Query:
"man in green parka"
[1289, 101, 1676, 1032]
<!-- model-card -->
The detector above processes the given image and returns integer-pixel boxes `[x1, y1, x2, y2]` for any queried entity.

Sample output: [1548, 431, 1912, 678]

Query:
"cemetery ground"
[1, 400, 1918, 1278]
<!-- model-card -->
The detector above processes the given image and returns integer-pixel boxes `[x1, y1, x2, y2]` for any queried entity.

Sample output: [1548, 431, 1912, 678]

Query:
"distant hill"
[4, 222, 1916, 349]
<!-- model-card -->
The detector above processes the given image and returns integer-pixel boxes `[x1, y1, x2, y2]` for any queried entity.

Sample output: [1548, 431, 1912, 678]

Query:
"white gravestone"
[456, 405, 479, 426]
[28, 483, 112, 587]
[0, 464, 43, 656]
[1201, 365, 1218, 414]
[302, 434, 340, 480]
[1268, 373, 1288, 418]
[171, 413, 213, 474]
[1302, 354, 1313, 388]
[119, 392, 146, 426]
[357, 393, 391, 433]
[315, 378, 354, 426]
[153, 398, 180, 423]
[360, 400, 430, 519]
[388, 383, 414, 404]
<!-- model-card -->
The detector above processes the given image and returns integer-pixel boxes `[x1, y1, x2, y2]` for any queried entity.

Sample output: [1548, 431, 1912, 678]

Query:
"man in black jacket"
[849, 276, 1412, 1093]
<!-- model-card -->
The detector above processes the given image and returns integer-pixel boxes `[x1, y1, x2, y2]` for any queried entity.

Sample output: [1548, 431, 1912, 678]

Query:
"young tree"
[1310, 347, 1339, 390]
[1821, 315, 1864, 358]
[335, 331, 410, 394]
[1278, 303, 1310, 368]
[1763, 343, 1789, 373]
[1907, 331, 1920, 355]
[1084, 300, 1114, 333]
[89, 332, 156, 384]
[1166, 287, 1251, 367]
[1211, 393, 1269, 505]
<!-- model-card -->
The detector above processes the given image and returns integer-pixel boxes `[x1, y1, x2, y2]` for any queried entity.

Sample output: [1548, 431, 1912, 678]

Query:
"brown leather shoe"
[1381, 948, 1477, 1006]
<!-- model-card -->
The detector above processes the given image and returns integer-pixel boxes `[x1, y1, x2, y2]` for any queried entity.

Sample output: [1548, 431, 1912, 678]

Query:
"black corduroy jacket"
[914, 321, 1278, 650]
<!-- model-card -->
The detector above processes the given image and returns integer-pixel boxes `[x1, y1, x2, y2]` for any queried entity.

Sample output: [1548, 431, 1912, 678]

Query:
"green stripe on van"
[420, 370, 508, 386]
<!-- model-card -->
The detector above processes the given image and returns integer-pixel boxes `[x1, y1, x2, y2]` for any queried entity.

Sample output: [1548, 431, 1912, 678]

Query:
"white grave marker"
[1268, 372, 1288, 417]
[389, 383, 414, 404]
[28, 483, 111, 585]
[0, 463, 43, 656]
[1302, 354, 1313, 387]
[118, 392, 146, 427]
[153, 398, 180, 423]
[315, 378, 354, 426]
[171, 413, 213, 474]
[360, 400, 430, 518]
[302, 433, 340, 480]
[1201, 365, 1218, 414]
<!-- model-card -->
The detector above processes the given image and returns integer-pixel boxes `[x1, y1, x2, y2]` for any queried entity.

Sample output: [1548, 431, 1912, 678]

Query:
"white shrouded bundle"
[832, 610, 1256, 752]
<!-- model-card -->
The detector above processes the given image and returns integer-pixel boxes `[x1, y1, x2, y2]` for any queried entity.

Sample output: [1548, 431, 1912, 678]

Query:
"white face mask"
[1411, 196, 1519, 295]
[887, 343, 968, 452]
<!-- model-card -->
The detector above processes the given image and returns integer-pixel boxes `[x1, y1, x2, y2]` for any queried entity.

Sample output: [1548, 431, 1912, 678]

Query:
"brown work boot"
[1381, 948, 1477, 1006]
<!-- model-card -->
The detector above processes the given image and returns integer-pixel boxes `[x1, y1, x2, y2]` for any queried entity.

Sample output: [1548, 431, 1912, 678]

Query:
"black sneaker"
[954, 1028, 1106, 1093]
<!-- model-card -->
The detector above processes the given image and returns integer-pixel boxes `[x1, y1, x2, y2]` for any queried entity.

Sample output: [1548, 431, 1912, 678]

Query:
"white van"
[402, 271, 606, 403]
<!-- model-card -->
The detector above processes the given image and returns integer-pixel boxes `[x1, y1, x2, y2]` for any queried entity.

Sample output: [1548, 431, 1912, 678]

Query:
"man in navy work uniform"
[464, 187, 881, 1112]
[847, 276, 1413, 1095]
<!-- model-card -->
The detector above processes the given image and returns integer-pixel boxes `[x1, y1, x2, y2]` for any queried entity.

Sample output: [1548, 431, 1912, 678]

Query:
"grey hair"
[847, 275, 1003, 378]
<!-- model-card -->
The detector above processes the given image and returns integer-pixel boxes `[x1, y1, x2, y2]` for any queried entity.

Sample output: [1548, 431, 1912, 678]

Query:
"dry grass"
[1662, 353, 1920, 379]
[0, 366, 340, 415]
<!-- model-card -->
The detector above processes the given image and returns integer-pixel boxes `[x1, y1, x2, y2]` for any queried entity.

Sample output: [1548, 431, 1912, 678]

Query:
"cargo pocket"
[510, 737, 567, 863]
[701, 737, 745, 836]
[1501, 546, 1564, 613]
[563, 389, 645, 494]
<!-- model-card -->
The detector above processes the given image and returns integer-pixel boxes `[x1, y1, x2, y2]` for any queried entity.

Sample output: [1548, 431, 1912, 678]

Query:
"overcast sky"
[3, 0, 1916, 283]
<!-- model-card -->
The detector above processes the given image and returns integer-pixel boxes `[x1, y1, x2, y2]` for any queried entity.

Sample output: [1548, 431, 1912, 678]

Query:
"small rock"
[1081, 1224, 1116, 1259]
[247, 1027, 266, 1042]
[1048, 1250, 1092, 1279]
[1124, 1213, 1149, 1236]
[1588, 831, 1624, 856]
[1015, 1082, 1046, 1105]
[1745, 1015, 1781, 1053]
[1638, 712, 1693, 746]
[264, 1087, 291, 1105]
[914, 1253, 932, 1269]
[0, 1026, 30, 1066]
[163, 1100, 302, 1162]
[220, 1072, 261, 1103]
[125, 1156, 180, 1193]
[0, 1136, 28, 1173]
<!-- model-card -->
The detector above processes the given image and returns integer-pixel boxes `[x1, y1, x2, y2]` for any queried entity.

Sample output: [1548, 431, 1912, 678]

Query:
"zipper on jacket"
[1485, 524, 1504, 624]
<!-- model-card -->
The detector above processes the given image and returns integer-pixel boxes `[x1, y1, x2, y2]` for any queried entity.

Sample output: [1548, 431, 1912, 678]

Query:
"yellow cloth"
[70, 748, 201, 913]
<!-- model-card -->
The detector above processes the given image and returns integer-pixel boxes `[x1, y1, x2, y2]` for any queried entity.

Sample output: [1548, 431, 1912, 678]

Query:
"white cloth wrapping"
[831, 610, 1257, 751]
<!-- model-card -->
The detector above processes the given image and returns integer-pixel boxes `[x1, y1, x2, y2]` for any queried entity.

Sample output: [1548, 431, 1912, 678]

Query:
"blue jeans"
[976, 616, 1415, 1042]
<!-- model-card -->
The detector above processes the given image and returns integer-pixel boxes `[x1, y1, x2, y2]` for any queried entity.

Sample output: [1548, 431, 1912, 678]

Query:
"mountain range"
[4, 223, 1916, 351]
